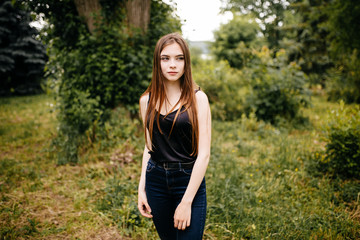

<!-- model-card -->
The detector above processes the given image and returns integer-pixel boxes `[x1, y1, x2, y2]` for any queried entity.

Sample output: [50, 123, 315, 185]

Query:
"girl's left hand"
[173, 201, 191, 230]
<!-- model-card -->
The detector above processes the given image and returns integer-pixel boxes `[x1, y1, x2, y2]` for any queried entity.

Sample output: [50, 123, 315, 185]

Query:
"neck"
[164, 79, 181, 96]
[162, 79, 182, 112]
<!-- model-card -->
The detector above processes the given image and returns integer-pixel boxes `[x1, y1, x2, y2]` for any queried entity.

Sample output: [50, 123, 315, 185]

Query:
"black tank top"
[147, 91, 199, 163]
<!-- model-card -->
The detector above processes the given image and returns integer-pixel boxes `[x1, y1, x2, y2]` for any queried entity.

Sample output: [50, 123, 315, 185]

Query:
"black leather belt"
[151, 159, 195, 170]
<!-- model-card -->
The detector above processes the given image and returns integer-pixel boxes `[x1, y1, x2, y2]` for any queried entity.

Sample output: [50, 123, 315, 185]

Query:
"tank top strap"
[195, 86, 201, 93]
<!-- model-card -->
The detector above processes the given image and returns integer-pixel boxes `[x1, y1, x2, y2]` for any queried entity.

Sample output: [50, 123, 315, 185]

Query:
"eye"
[176, 56, 184, 61]
[161, 57, 169, 61]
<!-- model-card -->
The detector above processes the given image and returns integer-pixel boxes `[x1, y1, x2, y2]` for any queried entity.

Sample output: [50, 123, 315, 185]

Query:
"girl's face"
[160, 42, 185, 82]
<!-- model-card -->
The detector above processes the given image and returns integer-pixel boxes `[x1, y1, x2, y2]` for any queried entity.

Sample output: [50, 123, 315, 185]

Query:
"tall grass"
[205, 118, 360, 239]
[0, 94, 359, 239]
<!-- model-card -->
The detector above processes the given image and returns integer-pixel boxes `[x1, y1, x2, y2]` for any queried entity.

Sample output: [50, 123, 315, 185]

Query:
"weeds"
[0, 94, 359, 239]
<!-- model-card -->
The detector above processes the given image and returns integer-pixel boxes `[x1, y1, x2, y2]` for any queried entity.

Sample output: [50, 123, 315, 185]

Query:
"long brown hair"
[141, 32, 199, 156]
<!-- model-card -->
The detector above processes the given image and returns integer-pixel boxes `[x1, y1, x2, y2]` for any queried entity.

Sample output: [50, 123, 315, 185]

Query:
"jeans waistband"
[150, 158, 195, 170]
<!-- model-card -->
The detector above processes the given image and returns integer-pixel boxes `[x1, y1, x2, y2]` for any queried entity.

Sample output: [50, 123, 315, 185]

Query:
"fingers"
[174, 217, 191, 230]
[173, 202, 192, 230]
[138, 197, 152, 218]
[144, 202, 152, 218]
[138, 190, 152, 218]
[181, 220, 187, 230]
[174, 220, 189, 230]
[138, 202, 153, 218]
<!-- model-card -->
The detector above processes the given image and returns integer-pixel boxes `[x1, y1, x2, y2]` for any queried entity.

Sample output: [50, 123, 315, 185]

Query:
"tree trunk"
[73, 0, 102, 34]
[125, 0, 151, 33]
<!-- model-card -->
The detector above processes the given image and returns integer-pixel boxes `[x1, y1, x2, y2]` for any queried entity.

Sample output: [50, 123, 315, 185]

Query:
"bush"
[43, 0, 181, 164]
[212, 14, 262, 69]
[326, 49, 360, 104]
[193, 59, 249, 120]
[55, 90, 102, 165]
[320, 101, 360, 179]
[192, 48, 310, 125]
[244, 47, 310, 125]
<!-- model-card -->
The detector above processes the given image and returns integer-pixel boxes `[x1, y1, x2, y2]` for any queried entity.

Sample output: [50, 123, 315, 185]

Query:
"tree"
[212, 14, 261, 69]
[22, 0, 181, 164]
[73, 0, 102, 34]
[281, 0, 332, 87]
[288, 0, 360, 102]
[0, 0, 47, 95]
[223, 0, 293, 49]
[326, 0, 360, 56]
[325, 0, 360, 103]
[72, 0, 151, 34]
[125, 0, 151, 33]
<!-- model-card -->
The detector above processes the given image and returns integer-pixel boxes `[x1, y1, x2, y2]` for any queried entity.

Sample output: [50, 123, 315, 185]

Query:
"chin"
[166, 77, 181, 82]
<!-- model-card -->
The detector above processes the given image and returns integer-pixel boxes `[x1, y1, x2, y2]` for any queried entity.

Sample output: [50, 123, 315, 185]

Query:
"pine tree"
[0, 0, 47, 95]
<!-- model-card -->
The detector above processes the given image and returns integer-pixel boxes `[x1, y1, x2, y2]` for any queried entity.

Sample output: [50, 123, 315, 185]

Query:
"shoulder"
[139, 93, 150, 115]
[139, 93, 149, 106]
[195, 90, 209, 106]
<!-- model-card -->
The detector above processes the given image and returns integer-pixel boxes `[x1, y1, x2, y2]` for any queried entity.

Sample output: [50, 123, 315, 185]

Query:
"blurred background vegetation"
[0, 0, 359, 239]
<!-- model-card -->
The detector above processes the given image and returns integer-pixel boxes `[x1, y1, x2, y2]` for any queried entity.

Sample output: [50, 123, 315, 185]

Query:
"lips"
[167, 72, 178, 75]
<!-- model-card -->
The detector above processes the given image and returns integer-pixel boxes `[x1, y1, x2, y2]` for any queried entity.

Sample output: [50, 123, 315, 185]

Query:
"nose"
[169, 59, 176, 68]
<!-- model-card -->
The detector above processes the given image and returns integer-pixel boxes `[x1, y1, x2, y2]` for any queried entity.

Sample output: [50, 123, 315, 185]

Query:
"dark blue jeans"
[145, 158, 207, 240]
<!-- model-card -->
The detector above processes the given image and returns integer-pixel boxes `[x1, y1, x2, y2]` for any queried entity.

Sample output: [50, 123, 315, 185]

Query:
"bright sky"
[163, 0, 233, 42]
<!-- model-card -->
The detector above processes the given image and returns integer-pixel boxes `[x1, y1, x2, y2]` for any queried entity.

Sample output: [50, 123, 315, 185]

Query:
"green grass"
[0, 95, 126, 239]
[0, 93, 359, 239]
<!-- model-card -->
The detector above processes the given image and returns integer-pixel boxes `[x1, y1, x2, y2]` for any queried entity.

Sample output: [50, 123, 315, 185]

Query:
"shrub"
[320, 101, 360, 179]
[244, 47, 310, 125]
[193, 48, 310, 125]
[55, 90, 102, 165]
[326, 49, 360, 104]
[193, 59, 248, 120]
[42, 0, 181, 164]
[212, 14, 261, 69]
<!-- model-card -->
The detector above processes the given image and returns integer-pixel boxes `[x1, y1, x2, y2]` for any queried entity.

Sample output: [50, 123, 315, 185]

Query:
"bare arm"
[174, 91, 211, 230]
[138, 94, 152, 218]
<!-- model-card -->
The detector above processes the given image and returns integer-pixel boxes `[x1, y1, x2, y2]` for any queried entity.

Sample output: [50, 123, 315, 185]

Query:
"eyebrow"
[160, 54, 184, 57]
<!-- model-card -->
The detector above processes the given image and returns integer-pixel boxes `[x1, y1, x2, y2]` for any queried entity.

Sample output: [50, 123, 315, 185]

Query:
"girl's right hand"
[138, 189, 153, 218]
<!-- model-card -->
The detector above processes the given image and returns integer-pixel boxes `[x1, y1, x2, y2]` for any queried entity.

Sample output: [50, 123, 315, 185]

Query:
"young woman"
[137, 33, 211, 240]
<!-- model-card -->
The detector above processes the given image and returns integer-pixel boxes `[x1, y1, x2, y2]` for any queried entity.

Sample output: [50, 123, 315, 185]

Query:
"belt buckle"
[162, 162, 170, 170]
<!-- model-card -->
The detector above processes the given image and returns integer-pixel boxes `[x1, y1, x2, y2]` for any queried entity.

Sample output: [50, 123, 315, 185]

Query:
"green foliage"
[212, 14, 261, 69]
[326, 0, 360, 56]
[54, 90, 102, 165]
[223, 0, 292, 49]
[55, 28, 150, 108]
[193, 59, 248, 120]
[1, 94, 360, 239]
[320, 101, 360, 179]
[193, 48, 310, 124]
[95, 106, 142, 152]
[22, 0, 85, 50]
[204, 119, 360, 239]
[0, 158, 41, 192]
[326, 49, 360, 104]
[324, 0, 360, 104]
[286, 1, 333, 86]
[96, 176, 154, 237]
[27, 0, 181, 164]
[244, 48, 310, 125]
[287, 0, 360, 100]
[0, 0, 47, 95]
[0, 216, 40, 239]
